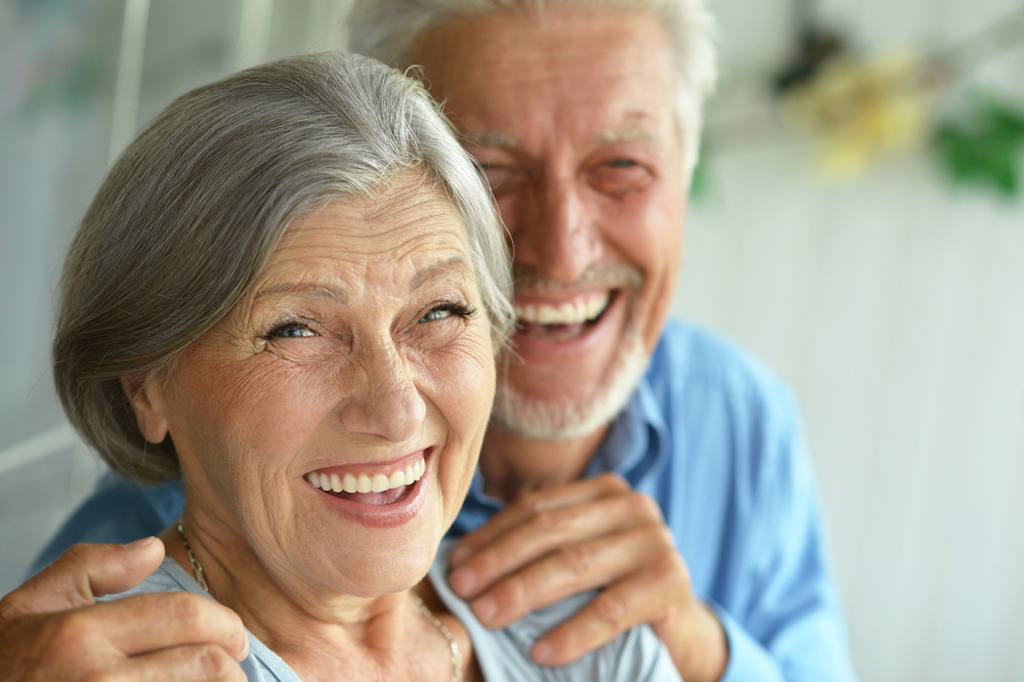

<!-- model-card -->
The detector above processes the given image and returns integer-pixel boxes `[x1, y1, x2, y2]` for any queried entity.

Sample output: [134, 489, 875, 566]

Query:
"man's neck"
[478, 423, 609, 503]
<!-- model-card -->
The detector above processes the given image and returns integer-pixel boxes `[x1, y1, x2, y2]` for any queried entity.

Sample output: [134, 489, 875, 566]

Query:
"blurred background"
[1, 0, 1023, 679]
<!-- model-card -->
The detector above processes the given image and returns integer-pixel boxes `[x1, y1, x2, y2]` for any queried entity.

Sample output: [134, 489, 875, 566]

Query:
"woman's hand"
[0, 539, 249, 682]
[446, 473, 729, 682]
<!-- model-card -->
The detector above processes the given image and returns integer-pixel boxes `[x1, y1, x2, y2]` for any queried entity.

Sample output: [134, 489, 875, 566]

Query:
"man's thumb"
[8, 539, 165, 614]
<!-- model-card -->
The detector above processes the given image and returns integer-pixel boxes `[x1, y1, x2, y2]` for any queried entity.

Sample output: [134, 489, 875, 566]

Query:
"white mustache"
[512, 263, 643, 293]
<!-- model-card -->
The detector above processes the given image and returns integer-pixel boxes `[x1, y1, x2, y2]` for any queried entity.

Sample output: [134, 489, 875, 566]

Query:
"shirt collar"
[584, 373, 669, 488]
[451, 373, 671, 536]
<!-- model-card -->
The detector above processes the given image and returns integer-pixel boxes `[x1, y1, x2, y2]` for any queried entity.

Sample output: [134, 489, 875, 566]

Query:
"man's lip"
[510, 288, 627, 353]
[512, 289, 613, 305]
[514, 290, 613, 326]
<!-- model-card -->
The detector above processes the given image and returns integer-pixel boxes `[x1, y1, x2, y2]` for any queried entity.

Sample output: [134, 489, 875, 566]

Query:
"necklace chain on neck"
[176, 519, 209, 592]
[175, 519, 461, 681]
[413, 594, 463, 682]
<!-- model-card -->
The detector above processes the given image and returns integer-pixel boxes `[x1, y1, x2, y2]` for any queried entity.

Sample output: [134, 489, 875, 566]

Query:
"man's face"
[410, 5, 688, 439]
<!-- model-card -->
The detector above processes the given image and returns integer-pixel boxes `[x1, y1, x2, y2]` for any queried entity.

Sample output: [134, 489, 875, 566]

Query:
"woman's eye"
[419, 303, 475, 324]
[265, 322, 316, 339]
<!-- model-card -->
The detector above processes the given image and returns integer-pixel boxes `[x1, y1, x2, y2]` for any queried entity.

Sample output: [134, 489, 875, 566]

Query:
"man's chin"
[491, 328, 649, 441]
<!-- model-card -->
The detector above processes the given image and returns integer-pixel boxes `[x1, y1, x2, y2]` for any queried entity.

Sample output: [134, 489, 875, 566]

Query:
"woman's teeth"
[514, 293, 610, 325]
[306, 459, 425, 494]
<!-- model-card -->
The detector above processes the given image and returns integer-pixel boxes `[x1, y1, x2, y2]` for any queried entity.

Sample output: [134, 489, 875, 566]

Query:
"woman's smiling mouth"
[304, 451, 430, 516]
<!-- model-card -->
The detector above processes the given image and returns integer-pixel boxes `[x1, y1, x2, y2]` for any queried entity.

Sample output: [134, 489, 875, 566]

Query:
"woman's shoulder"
[97, 557, 301, 682]
[96, 556, 203, 601]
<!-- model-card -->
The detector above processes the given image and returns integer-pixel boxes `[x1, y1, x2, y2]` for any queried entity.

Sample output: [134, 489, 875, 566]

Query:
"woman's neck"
[159, 522, 480, 681]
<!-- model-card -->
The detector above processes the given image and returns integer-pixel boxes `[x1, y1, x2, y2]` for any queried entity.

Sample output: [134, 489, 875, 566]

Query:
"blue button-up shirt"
[30, 319, 857, 681]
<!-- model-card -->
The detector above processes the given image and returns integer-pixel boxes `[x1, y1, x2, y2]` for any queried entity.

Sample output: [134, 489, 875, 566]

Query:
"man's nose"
[339, 340, 425, 443]
[515, 171, 601, 283]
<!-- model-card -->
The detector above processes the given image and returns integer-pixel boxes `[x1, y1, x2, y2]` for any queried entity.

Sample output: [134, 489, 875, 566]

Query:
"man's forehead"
[411, 6, 673, 89]
[411, 5, 681, 156]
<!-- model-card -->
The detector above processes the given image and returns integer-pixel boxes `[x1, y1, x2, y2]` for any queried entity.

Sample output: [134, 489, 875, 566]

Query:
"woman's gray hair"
[54, 51, 514, 484]
[346, 0, 717, 174]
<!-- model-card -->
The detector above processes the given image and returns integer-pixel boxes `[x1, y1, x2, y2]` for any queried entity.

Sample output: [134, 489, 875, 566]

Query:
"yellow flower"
[786, 51, 933, 178]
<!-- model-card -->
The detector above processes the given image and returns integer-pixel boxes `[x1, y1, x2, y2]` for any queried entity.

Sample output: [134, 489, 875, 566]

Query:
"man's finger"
[93, 592, 249, 662]
[2, 539, 165, 615]
[450, 473, 630, 565]
[466, 523, 674, 628]
[449, 491, 663, 600]
[117, 643, 249, 682]
[528, 567, 673, 666]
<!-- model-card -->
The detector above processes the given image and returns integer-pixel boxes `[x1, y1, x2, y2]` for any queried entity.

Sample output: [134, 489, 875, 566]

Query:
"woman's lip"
[305, 450, 427, 478]
[307, 452, 431, 529]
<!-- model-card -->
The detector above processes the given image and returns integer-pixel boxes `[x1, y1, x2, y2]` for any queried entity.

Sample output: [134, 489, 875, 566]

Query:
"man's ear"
[120, 373, 170, 444]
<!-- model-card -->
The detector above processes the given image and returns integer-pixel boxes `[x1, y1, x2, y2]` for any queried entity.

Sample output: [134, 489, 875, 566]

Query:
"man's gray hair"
[347, 0, 717, 173]
[54, 52, 514, 484]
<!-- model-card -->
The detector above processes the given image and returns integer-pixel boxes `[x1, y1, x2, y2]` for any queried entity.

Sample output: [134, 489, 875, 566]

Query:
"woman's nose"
[339, 342, 426, 443]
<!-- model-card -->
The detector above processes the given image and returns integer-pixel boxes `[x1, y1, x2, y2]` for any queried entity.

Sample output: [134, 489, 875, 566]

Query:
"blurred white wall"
[2, 1, 1024, 680]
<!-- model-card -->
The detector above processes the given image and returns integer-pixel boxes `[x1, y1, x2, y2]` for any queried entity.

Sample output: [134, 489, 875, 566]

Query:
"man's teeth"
[515, 293, 610, 325]
[306, 459, 425, 494]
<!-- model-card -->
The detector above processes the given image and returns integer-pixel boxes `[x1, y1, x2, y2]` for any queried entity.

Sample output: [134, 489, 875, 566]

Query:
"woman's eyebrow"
[254, 282, 347, 303]
[252, 256, 471, 303]
[410, 255, 471, 292]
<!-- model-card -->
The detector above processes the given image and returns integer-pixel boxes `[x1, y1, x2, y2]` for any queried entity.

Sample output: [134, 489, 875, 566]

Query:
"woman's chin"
[301, 535, 440, 599]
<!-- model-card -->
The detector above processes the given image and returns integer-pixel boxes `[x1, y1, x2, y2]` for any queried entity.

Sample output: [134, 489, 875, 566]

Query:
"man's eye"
[588, 158, 652, 195]
[474, 162, 523, 196]
[265, 322, 316, 339]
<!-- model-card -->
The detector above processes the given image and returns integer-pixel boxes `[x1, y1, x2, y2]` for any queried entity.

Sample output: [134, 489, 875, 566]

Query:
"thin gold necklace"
[175, 519, 462, 682]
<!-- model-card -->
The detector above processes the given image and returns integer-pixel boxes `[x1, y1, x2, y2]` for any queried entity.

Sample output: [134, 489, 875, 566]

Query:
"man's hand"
[447, 473, 729, 682]
[0, 539, 249, 682]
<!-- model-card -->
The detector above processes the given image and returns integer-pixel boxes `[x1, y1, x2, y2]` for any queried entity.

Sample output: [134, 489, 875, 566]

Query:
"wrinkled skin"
[408, 7, 729, 680]
[0, 539, 248, 682]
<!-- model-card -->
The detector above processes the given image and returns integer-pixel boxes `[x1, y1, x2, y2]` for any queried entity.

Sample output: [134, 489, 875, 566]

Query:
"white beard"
[490, 323, 649, 441]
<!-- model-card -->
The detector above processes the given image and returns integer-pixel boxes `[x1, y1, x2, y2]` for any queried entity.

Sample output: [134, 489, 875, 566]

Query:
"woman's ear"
[120, 373, 170, 444]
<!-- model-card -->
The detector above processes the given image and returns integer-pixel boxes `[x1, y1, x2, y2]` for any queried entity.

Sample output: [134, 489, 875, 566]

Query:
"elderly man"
[1, 0, 857, 680]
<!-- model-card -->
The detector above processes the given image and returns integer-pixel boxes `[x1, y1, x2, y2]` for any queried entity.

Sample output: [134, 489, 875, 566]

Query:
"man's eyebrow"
[459, 126, 657, 150]
[593, 126, 656, 145]
[458, 130, 519, 150]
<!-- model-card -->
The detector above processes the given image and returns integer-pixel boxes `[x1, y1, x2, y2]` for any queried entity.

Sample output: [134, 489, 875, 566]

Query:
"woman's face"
[129, 174, 496, 598]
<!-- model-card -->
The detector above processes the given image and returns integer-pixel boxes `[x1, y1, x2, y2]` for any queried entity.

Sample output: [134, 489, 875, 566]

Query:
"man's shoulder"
[649, 318, 793, 407]
[643, 320, 809, 501]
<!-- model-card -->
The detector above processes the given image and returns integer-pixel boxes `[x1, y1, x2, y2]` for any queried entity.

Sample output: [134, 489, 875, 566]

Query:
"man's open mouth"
[514, 291, 613, 341]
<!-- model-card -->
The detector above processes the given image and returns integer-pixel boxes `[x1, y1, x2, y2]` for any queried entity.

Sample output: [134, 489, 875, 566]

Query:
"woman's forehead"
[253, 182, 473, 299]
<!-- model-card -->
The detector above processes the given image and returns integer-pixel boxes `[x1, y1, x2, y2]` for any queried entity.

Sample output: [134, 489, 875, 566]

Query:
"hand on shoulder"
[0, 538, 249, 682]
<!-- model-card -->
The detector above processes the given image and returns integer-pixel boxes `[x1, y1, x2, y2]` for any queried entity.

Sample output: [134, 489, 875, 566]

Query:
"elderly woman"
[47, 52, 679, 681]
